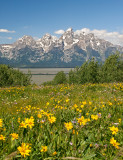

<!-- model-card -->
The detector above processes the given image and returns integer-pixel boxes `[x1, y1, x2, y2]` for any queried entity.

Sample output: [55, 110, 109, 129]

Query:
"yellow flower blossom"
[77, 116, 88, 125]
[25, 117, 34, 129]
[20, 121, 27, 128]
[89, 101, 92, 105]
[18, 118, 20, 123]
[109, 126, 118, 135]
[110, 137, 120, 149]
[0, 135, 6, 141]
[37, 114, 42, 118]
[74, 104, 78, 108]
[66, 99, 69, 103]
[46, 102, 49, 106]
[119, 119, 121, 123]
[90, 144, 92, 147]
[53, 151, 57, 156]
[10, 133, 18, 140]
[0, 119, 3, 127]
[80, 105, 84, 108]
[64, 122, 73, 131]
[87, 118, 91, 122]
[41, 146, 47, 152]
[48, 116, 56, 124]
[82, 101, 86, 105]
[18, 143, 31, 157]
[91, 115, 98, 120]
[72, 129, 78, 135]
[109, 102, 112, 106]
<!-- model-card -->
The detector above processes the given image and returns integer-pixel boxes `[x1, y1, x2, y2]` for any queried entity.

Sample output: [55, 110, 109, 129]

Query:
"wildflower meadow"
[0, 83, 123, 159]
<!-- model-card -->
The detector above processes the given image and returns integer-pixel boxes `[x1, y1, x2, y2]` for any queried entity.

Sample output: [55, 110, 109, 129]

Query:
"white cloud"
[7, 37, 12, 40]
[0, 29, 15, 33]
[75, 28, 123, 46]
[0, 36, 12, 40]
[54, 29, 65, 35]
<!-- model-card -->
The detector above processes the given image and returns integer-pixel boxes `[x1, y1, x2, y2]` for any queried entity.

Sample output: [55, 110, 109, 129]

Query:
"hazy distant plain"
[16, 68, 73, 85]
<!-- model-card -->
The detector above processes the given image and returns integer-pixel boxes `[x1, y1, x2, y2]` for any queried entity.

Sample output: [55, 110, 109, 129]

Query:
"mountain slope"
[0, 28, 123, 67]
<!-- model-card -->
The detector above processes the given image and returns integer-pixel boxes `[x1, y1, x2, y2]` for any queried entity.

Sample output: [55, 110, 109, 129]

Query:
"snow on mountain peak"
[0, 28, 123, 65]
[66, 28, 73, 32]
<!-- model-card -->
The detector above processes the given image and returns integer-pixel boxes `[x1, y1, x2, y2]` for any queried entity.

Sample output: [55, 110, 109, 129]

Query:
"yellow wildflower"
[25, 117, 34, 129]
[72, 129, 75, 134]
[20, 121, 27, 128]
[90, 144, 93, 147]
[109, 126, 118, 135]
[58, 100, 60, 104]
[18, 143, 31, 157]
[66, 99, 69, 103]
[77, 116, 87, 125]
[46, 102, 49, 106]
[41, 146, 48, 152]
[82, 101, 86, 105]
[0, 135, 6, 141]
[119, 119, 121, 123]
[37, 114, 42, 118]
[72, 129, 78, 135]
[53, 151, 57, 156]
[89, 101, 92, 105]
[64, 122, 73, 131]
[18, 118, 20, 123]
[80, 105, 84, 108]
[91, 115, 98, 120]
[87, 118, 91, 122]
[48, 116, 56, 124]
[110, 137, 120, 149]
[86, 112, 89, 116]
[0, 119, 3, 127]
[109, 102, 112, 106]
[74, 104, 78, 108]
[10, 133, 18, 140]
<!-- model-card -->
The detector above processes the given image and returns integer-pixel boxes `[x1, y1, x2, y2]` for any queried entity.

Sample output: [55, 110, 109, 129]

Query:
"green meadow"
[0, 83, 122, 159]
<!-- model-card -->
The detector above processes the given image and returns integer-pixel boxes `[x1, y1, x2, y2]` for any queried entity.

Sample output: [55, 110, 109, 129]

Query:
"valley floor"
[0, 83, 123, 159]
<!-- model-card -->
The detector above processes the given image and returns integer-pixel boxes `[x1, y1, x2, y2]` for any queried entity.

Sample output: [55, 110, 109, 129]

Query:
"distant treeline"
[0, 65, 31, 87]
[0, 53, 123, 87]
[44, 54, 123, 85]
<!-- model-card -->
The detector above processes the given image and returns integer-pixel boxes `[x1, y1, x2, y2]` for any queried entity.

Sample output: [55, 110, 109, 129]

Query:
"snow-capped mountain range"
[0, 28, 123, 67]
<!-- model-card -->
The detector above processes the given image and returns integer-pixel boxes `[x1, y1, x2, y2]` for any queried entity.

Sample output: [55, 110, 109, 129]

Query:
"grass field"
[0, 83, 123, 159]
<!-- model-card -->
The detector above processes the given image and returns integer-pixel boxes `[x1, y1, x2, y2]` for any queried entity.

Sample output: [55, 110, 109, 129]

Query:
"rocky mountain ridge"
[0, 28, 123, 67]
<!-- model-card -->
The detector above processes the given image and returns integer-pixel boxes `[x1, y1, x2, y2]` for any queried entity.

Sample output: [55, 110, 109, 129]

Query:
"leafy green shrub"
[69, 67, 80, 84]
[53, 71, 67, 84]
[43, 80, 54, 86]
[68, 54, 123, 84]
[100, 54, 123, 82]
[0, 64, 31, 87]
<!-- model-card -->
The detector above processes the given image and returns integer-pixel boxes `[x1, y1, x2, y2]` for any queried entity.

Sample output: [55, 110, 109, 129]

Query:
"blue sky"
[0, 0, 123, 45]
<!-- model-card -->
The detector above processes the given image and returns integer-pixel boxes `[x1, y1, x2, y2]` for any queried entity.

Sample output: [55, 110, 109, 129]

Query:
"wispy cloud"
[0, 29, 15, 33]
[7, 37, 12, 39]
[54, 29, 65, 35]
[75, 28, 123, 46]
[0, 36, 13, 40]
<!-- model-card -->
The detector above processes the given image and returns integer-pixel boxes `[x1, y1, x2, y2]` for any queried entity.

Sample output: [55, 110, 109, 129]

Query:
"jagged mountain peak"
[63, 28, 74, 35]
[36, 33, 58, 53]
[0, 28, 123, 67]
[18, 35, 34, 41]
[66, 27, 73, 32]
[14, 35, 36, 47]
[42, 33, 52, 39]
